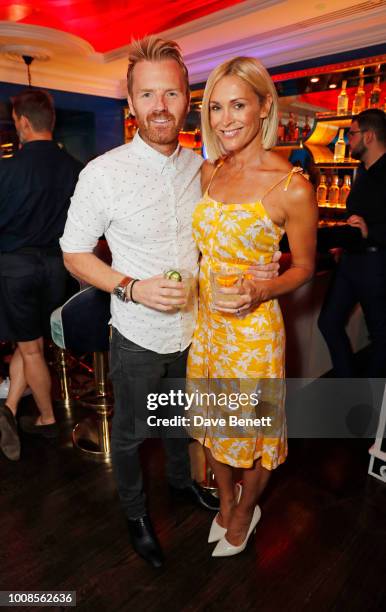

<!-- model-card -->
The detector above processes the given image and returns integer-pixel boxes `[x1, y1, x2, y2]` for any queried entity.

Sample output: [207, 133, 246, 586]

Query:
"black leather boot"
[170, 480, 220, 511]
[127, 515, 164, 568]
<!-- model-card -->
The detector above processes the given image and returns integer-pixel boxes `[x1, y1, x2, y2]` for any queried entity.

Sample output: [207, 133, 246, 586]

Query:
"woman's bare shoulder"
[284, 172, 317, 226]
[288, 171, 315, 198]
[201, 159, 216, 176]
[264, 152, 312, 193]
[265, 150, 293, 172]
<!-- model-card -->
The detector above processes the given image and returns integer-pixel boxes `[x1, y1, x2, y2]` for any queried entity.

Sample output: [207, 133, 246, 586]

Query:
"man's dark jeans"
[110, 327, 191, 519]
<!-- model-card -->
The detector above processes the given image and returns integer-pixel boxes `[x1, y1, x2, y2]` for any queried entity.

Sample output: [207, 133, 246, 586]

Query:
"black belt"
[2, 246, 62, 256]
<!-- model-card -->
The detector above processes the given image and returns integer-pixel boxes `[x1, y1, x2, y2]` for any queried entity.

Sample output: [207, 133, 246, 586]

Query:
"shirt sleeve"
[60, 161, 111, 253]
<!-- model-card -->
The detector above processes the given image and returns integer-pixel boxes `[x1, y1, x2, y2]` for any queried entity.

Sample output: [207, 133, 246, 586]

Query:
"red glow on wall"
[0, 0, 245, 52]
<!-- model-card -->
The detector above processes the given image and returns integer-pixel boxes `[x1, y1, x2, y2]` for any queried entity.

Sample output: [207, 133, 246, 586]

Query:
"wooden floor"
[1, 394, 386, 612]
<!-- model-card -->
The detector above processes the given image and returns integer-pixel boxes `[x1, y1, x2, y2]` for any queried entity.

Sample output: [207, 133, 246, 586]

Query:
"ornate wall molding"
[0, 21, 95, 56]
[0, 57, 125, 98]
[103, 0, 283, 63]
[185, 1, 386, 83]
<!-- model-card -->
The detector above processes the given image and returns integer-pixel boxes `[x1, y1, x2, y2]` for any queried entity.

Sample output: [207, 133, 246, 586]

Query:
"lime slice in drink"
[165, 270, 182, 282]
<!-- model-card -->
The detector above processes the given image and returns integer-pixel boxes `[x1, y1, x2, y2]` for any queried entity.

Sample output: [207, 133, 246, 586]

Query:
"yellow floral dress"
[187, 167, 301, 469]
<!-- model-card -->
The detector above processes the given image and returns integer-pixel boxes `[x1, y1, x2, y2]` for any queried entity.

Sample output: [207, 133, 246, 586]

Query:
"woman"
[187, 57, 317, 557]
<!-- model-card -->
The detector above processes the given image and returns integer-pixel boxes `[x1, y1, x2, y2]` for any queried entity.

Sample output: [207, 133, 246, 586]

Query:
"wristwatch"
[112, 276, 133, 302]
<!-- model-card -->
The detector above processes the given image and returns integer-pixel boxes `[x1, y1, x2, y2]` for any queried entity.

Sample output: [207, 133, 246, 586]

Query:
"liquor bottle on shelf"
[124, 117, 137, 142]
[352, 77, 366, 115]
[337, 79, 349, 115]
[193, 127, 202, 151]
[316, 175, 327, 204]
[334, 128, 346, 162]
[302, 115, 311, 139]
[287, 112, 297, 141]
[339, 175, 351, 205]
[277, 115, 285, 142]
[294, 115, 299, 141]
[368, 72, 381, 109]
[329, 175, 340, 204]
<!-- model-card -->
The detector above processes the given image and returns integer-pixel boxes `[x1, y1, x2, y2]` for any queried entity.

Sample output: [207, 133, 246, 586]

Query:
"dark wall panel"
[0, 82, 125, 163]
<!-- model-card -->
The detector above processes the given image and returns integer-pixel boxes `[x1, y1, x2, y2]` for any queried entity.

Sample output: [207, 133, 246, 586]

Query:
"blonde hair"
[127, 36, 189, 95]
[201, 57, 279, 161]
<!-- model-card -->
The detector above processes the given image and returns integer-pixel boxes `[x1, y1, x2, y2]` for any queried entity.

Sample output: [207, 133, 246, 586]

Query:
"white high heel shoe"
[212, 505, 261, 557]
[208, 483, 243, 544]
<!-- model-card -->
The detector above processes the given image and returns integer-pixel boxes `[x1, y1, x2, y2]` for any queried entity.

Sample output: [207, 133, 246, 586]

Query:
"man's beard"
[138, 112, 182, 146]
[350, 140, 366, 161]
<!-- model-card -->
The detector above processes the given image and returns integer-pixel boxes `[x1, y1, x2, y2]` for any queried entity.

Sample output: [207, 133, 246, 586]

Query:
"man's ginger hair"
[127, 36, 189, 95]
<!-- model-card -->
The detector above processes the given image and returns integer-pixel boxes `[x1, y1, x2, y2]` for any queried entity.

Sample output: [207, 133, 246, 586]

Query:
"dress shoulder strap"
[205, 160, 223, 195]
[261, 167, 302, 202]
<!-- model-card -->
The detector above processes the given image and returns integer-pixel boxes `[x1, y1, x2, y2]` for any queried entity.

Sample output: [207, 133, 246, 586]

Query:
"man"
[0, 89, 83, 462]
[318, 109, 386, 377]
[61, 37, 278, 568]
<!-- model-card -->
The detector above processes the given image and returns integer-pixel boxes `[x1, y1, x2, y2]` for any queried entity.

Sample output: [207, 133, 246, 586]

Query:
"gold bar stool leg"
[201, 462, 218, 492]
[72, 350, 113, 461]
[97, 412, 111, 455]
[78, 351, 113, 410]
[54, 347, 75, 412]
[94, 352, 107, 397]
[189, 440, 218, 493]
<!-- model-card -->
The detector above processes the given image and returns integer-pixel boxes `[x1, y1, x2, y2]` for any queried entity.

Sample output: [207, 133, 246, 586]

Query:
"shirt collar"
[368, 151, 386, 173]
[21, 140, 57, 149]
[131, 131, 181, 172]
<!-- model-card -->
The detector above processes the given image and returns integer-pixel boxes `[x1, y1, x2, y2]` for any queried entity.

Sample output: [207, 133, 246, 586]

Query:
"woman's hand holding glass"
[213, 275, 272, 314]
[211, 264, 272, 315]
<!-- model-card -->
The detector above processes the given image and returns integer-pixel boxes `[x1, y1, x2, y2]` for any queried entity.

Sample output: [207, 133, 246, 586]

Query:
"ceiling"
[0, 0, 245, 53]
[0, 0, 385, 99]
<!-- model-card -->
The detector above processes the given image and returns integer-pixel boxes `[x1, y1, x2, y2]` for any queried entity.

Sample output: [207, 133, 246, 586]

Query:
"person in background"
[60, 37, 279, 569]
[318, 109, 386, 377]
[0, 89, 83, 462]
[0, 345, 13, 399]
[187, 56, 317, 557]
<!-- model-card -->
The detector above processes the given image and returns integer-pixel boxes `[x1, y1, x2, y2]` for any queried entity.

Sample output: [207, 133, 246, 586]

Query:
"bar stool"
[368, 384, 386, 482]
[189, 441, 218, 491]
[50, 286, 113, 459]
